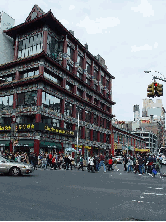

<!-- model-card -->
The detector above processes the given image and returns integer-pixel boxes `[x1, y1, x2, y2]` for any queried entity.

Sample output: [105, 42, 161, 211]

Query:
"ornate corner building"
[0, 5, 115, 157]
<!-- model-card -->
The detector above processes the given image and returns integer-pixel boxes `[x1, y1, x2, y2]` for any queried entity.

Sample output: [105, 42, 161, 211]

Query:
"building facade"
[0, 5, 115, 158]
[131, 130, 157, 154]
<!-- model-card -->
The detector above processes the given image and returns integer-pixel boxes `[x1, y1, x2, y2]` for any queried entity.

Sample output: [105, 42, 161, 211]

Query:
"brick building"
[0, 5, 115, 158]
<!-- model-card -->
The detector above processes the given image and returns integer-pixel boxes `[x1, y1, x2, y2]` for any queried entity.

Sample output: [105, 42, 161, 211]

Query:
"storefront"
[0, 140, 10, 153]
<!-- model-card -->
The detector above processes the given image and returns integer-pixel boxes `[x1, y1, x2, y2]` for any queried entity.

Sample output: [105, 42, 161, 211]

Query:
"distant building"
[0, 12, 15, 65]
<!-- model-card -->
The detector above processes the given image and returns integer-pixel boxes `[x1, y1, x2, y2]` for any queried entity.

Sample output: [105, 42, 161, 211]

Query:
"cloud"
[131, 0, 154, 17]
[76, 16, 120, 34]
[131, 42, 158, 52]
[154, 42, 158, 48]
[69, 5, 75, 10]
[131, 44, 152, 52]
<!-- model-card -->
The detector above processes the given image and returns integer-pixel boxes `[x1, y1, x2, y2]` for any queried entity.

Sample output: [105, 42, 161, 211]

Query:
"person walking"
[64, 154, 69, 170]
[138, 156, 143, 174]
[33, 153, 38, 170]
[95, 155, 99, 172]
[48, 152, 53, 167]
[123, 155, 128, 171]
[68, 154, 73, 170]
[42, 155, 47, 170]
[51, 155, 57, 170]
[134, 158, 139, 174]
[99, 153, 106, 173]
[113, 158, 119, 171]
[108, 156, 113, 171]
[89, 155, 95, 173]
[78, 155, 84, 171]
[127, 157, 133, 172]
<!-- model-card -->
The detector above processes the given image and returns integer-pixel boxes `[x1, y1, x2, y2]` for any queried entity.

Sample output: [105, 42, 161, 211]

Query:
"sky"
[1, 0, 166, 122]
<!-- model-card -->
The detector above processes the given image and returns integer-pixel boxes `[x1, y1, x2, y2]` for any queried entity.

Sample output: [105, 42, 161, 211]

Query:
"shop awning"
[17, 140, 34, 147]
[40, 141, 62, 149]
[0, 141, 10, 146]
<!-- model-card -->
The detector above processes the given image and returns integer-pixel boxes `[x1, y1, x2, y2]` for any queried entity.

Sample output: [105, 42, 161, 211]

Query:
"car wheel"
[9, 167, 21, 176]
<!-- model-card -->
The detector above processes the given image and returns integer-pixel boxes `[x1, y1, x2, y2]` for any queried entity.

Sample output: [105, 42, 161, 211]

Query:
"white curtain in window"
[9, 95, 13, 106]
[25, 48, 28, 57]
[18, 51, 21, 58]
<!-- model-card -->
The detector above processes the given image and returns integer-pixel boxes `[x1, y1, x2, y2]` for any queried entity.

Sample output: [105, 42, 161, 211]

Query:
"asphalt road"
[0, 164, 166, 221]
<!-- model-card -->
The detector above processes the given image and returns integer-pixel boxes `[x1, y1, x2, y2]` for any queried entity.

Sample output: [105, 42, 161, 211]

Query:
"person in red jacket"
[48, 152, 53, 167]
[108, 157, 113, 171]
[51, 155, 57, 170]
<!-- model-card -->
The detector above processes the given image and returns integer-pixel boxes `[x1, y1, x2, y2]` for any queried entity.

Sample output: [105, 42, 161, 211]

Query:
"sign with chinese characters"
[0, 125, 11, 131]
[74, 145, 91, 149]
[16, 124, 35, 131]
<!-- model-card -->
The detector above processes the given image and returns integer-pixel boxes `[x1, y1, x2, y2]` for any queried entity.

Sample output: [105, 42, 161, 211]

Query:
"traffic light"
[154, 82, 163, 97]
[147, 83, 154, 98]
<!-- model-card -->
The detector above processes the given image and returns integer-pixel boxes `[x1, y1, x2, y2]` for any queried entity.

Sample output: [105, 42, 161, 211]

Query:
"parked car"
[0, 156, 34, 176]
[114, 156, 123, 164]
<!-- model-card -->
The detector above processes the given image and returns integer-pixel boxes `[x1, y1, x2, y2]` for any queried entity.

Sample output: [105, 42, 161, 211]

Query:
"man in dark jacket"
[123, 155, 128, 171]
[138, 156, 143, 174]
[33, 153, 38, 170]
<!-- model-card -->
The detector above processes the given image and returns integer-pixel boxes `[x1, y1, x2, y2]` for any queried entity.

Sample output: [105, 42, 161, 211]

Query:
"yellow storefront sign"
[135, 148, 150, 152]
[114, 143, 122, 150]
[74, 145, 91, 149]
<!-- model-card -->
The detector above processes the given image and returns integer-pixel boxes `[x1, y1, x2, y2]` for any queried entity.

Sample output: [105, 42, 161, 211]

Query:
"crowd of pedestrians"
[123, 154, 163, 177]
[0, 150, 164, 177]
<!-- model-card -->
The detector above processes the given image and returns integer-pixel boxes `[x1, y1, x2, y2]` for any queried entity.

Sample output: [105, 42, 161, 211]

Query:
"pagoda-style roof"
[4, 5, 115, 79]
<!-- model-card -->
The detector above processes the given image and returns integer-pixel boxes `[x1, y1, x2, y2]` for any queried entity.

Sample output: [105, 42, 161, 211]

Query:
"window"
[17, 93, 25, 106]
[52, 118, 60, 127]
[86, 94, 92, 102]
[86, 78, 91, 85]
[100, 133, 103, 142]
[93, 130, 97, 141]
[4, 75, 14, 82]
[106, 80, 109, 88]
[106, 134, 110, 143]
[3, 117, 11, 125]
[76, 106, 83, 120]
[44, 72, 62, 85]
[94, 98, 98, 106]
[64, 102, 72, 116]
[17, 91, 37, 107]
[86, 129, 90, 140]
[93, 84, 98, 91]
[100, 102, 104, 110]
[20, 70, 39, 80]
[20, 115, 35, 124]
[64, 122, 73, 130]
[100, 117, 103, 127]
[18, 32, 43, 58]
[93, 114, 97, 125]
[101, 76, 104, 85]
[77, 55, 83, 67]
[67, 46, 74, 60]
[86, 63, 91, 74]
[42, 92, 61, 112]
[66, 82, 73, 92]
[0, 95, 13, 109]
[77, 88, 83, 97]
[77, 71, 83, 80]
[106, 106, 110, 113]
[106, 120, 110, 129]
[66, 64, 73, 73]
[94, 70, 98, 80]
[85, 111, 91, 122]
